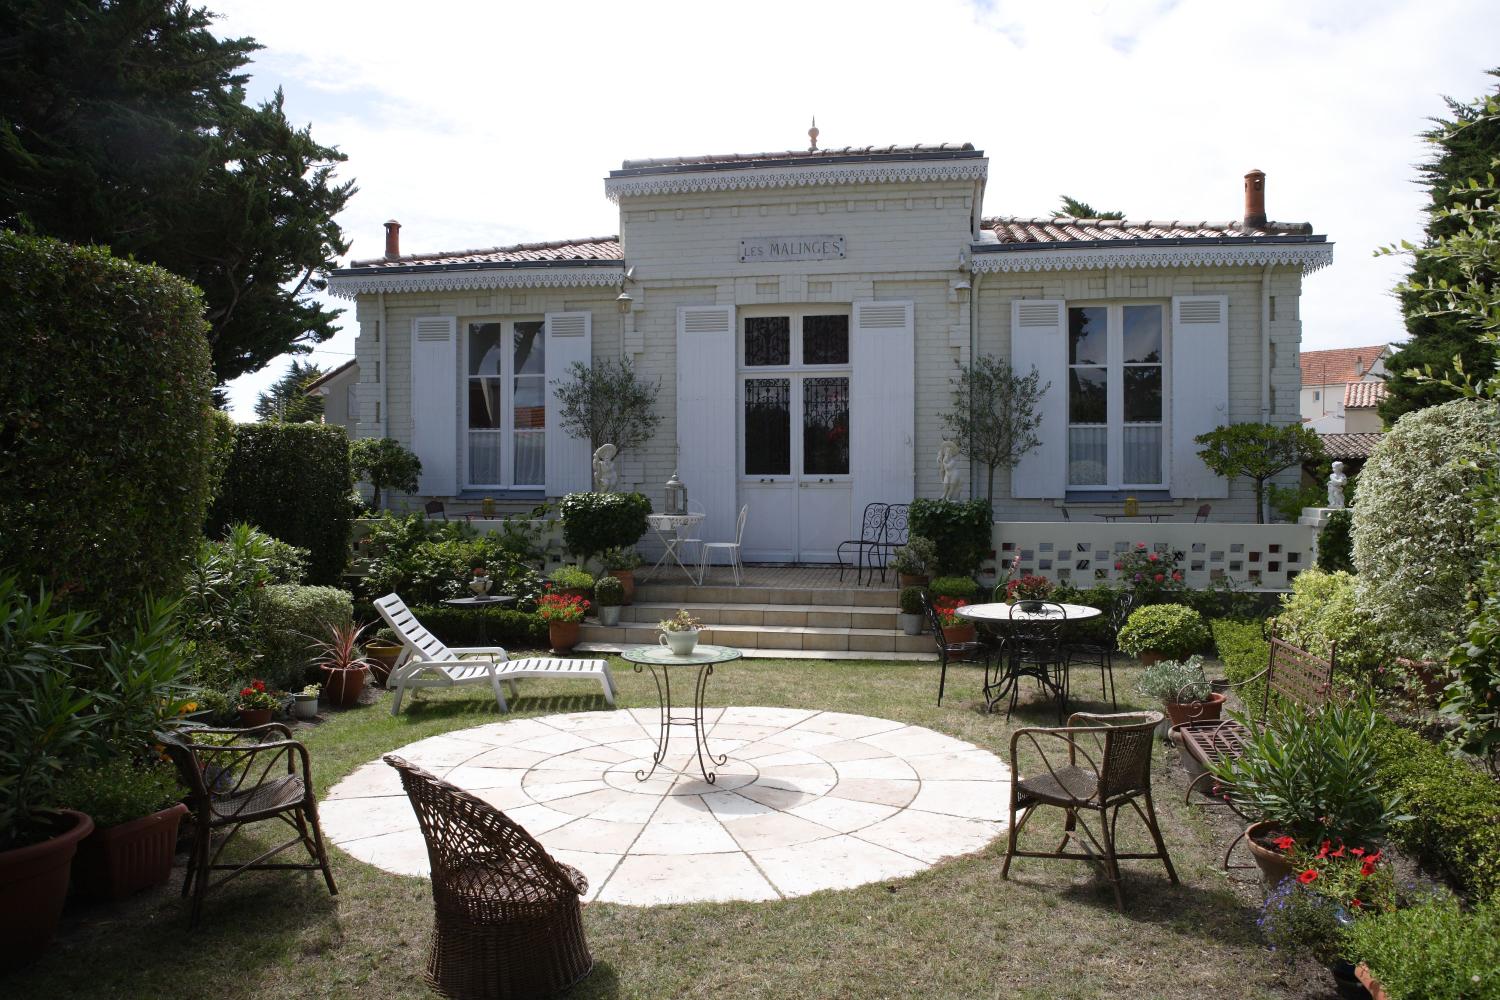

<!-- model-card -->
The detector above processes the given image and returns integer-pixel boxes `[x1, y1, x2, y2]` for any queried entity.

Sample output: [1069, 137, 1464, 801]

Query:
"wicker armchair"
[1002, 711, 1177, 911]
[385, 754, 593, 1000]
[157, 724, 337, 927]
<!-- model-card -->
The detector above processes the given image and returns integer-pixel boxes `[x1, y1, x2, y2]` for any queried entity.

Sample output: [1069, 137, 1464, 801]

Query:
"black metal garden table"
[619, 643, 741, 784]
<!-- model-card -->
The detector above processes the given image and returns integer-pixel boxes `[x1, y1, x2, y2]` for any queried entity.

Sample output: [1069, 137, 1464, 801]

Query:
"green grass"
[12, 655, 1318, 999]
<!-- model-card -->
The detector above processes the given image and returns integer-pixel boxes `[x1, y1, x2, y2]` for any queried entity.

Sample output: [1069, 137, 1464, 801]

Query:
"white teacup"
[659, 630, 699, 655]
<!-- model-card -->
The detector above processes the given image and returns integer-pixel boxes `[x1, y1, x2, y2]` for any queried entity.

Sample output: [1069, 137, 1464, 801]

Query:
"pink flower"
[1154, 573, 1164, 582]
[1147, 553, 1159, 562]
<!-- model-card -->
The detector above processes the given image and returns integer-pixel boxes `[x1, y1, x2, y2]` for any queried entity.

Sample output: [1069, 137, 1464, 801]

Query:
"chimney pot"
[1243, 170, 1267, 229]
[384, 220, 401, 259]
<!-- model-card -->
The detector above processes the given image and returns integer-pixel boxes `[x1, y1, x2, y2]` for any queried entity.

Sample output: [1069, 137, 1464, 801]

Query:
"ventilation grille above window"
[858, 304, 908, 329]
[682, 308, 731, 334]
[415, 319, 451, 342]
[1017, 302, 1062, 328]
[549, 314, 587, 338]
[1178, 299, 1223, 325]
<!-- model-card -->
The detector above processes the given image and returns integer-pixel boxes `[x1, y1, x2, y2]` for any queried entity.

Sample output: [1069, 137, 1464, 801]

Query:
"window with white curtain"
[466, 319, 545, 488]
[1067, 304, 1165, 488]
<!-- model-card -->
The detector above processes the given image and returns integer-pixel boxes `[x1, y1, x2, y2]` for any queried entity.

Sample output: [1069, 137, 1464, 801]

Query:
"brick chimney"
[384, 220, 402, 259]
[1243, 170, 1267, 229]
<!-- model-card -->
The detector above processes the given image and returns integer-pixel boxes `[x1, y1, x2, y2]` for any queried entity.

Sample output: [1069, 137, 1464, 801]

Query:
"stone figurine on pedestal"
[938, 440, 962, 501]
[592, 443, 618, 493]
[1328, 461, 1347, 510]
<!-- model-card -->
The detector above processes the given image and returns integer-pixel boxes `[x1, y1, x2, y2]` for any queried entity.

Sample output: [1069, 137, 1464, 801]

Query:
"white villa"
[328, 138, 1332, 577]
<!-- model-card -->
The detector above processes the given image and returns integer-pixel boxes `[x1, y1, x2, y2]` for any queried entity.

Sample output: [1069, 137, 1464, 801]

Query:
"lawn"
[10, 655, 1327, 1000]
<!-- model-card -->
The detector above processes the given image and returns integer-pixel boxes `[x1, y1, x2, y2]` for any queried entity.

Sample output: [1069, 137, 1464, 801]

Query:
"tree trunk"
[986, 465, 996, 508]
[1253, 478, 1266, 523]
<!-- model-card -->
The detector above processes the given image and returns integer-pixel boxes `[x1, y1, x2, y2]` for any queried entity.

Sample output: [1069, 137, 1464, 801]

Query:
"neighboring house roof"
[1300, 345, 1391, 387]
[1344, 381, 1389, 409]
[346, 236, 622, 271]
[303, 359, 356, 395]
[983, 217, 1314, 244]
[1320, 432, 1384, 461]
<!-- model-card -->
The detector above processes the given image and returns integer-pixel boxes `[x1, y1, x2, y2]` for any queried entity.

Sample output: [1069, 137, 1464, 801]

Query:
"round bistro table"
[440, 595, 516, 647]
[619, 643, 742, 784]
[955, 602, 1103, 716]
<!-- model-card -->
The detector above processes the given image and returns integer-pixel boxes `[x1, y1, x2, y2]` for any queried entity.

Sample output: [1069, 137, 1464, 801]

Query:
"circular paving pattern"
[322, 707, 1012, 906]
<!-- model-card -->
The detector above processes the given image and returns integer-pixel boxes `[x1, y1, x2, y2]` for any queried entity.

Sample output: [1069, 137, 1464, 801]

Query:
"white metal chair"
[675, 499, 708, 567]
[374, 593, 617, 715]
[699, 505, 748, 586]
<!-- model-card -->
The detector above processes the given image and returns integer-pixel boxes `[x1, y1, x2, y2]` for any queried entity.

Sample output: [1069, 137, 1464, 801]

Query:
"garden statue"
[1328, 461, 1347, 510]
[592, 443, 618, 492]
[938, 440, 962, 500]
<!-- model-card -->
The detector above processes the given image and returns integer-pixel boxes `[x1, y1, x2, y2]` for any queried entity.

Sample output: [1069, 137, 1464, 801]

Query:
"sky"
[213, 0, 1500, 421]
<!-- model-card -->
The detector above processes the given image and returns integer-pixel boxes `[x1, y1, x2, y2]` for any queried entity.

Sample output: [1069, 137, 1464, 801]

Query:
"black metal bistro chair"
[837, 503, 888, 585]
[984, 601, 1069, 722]
[923, 591, 990, 706]
[1065, 592, 1134, 710]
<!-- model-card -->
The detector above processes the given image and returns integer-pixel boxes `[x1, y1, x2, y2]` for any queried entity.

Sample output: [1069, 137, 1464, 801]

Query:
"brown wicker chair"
[1002, 711, 1177, 911]
[157, 724, 337, 927]
[385, 754, 593, 1000]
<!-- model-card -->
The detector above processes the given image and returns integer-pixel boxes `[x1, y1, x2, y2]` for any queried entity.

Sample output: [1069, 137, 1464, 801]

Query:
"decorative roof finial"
[808, 116, 819, 152]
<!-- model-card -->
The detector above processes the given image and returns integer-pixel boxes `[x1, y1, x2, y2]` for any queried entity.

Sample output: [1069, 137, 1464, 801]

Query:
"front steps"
[576, 579, 935, 660]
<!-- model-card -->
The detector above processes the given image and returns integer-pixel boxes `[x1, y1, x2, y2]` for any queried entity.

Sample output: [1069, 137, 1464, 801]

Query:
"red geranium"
[1297, 869, 1319, 884]
[1273, 835, 1295, 852]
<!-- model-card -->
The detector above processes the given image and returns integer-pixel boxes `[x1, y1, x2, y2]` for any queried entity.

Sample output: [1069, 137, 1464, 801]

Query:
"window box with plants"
[897, 586, 926, 636]
[892, 536, 936, 589]
[593, 574, 625, 627]
[538, 593, 589, 652]
[56, 758, 188, 902]
[1137, 654, 1226, 731]
[658, 609, 704, 655]
[1116, 603, 1210, 666]
[600, 546, 643, 605]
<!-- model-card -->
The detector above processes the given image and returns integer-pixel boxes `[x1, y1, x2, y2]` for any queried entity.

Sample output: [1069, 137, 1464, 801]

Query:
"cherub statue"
[592, 443, 618, 493]
[937, 440, 962, 500]
[1327, 460, 1347, 510]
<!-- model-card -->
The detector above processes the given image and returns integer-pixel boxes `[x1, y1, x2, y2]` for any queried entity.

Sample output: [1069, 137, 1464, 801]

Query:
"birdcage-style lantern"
[664, 471, 687, 515]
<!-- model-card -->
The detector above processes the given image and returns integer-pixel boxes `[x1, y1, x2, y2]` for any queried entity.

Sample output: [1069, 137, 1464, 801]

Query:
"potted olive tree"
[897, 586, 926, 635]
[594, 575, 624, 627]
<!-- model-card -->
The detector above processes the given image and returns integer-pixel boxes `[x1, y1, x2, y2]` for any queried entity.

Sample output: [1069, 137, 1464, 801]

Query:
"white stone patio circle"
[322, 708, 1013, 906]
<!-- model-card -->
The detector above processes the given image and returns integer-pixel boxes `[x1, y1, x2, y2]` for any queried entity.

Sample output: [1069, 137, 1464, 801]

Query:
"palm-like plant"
[307, 622, 377, 704]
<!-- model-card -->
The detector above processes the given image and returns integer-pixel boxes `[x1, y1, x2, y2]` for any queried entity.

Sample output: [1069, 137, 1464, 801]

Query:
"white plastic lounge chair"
[374, 593, 617, 716]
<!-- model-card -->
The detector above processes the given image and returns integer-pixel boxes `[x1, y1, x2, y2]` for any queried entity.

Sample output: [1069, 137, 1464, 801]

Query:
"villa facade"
[328, 142, 1332, 562]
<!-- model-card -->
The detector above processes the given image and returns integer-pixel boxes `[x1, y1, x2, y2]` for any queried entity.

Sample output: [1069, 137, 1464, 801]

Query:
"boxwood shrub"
[558, 492, 651, 560]
[1116, 604, 1210, 660]
[0, 231, 218, 625]
[1344, 897, 1500, 1000]
[909, 499, 991, 576]
[208, 422, 353, 585]
[256, 584, 354, 690]
[406, 604, 547, 651]
[1210, 617, 1271, 707]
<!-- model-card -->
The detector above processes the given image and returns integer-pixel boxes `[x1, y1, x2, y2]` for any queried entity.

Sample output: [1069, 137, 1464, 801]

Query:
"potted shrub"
[932, 596, 976, 647]
[1003, 573, 1054, 613]
[898, 586, 926, 636]
[1136, 654, 1226, 729]
[235, 678, 280, 727]
[658, 609, 704, 655]
[547, 566, 595, 601]
[292, 683, 321, 720]
[600, 546, 643, 605]
[1208, 694, 1401, 888]
[55, 758, 188, 901]
[1348, 897, 1500, 1000]
[594, 575, 625, 627]
[892, 536, 936, 589]
[1116, 603, 1210, 665]
[365, 627, 403, 688]
[309, 622, 376, 709]
[538, 593, 589, 652]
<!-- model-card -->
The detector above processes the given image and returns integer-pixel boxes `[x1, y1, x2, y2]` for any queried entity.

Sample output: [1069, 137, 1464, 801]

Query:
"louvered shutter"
[850, 300, 915, 534]
[676, 305, 736, 542]
[1009, 300, 1067, 498]
[410, 316, 458, 496]
[1170, 295, 1230, 498]
[544, 311, 593, 497]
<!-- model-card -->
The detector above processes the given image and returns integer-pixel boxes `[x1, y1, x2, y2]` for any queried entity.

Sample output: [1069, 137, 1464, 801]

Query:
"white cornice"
[605, 158, 989, 202]
[970, 241, 1334, 276]
[327, 266, 624, 300]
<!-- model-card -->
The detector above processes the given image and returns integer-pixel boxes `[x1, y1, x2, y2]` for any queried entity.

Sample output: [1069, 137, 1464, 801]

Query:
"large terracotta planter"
[0, 809, 93, 968]
[1355, 963, 1389, 1000]
[238, 707, 273, 728]
[321, 666, 368, 708]
[71, 802, 189, 901]
[365, 641, 403, 688]
[898, 573, 929, 590]
[608, 569, 636, 606]
[549, 620, 581, 653]
[1245, 820, 1298, 887]
[1164, 692, 1226, 728]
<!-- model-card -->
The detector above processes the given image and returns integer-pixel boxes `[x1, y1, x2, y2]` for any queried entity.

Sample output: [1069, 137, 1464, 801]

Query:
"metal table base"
[620, 644, 741, 784]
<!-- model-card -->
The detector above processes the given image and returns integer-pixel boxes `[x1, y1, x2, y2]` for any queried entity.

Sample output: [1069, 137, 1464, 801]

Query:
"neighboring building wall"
[314, 363, 359, 434]
[1301, 382, 1346, 433]
[1344, 405, 1383, 434]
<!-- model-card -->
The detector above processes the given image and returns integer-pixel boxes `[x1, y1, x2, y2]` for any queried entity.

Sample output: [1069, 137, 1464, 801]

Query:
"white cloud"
[216, 0, 1500, 418]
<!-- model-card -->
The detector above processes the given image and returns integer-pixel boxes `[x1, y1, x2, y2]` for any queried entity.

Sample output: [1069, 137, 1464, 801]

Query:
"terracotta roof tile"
[981, 216, 1315, 244]
[1344, 381, 1389, 409]
[1300, 345, 1391, 386]
[617, 143, 978, 171]
[1320, 432, 1384, 461]
[348, 236, 622, 270]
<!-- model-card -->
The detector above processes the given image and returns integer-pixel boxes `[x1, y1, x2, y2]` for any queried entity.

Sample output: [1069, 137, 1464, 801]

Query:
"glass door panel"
[744, 378, 791, 476]
[801, 376, 849, 476]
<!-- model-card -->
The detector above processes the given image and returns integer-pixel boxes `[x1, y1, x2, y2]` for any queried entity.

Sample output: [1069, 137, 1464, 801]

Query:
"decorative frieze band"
[327, 266, 625, 300]
[970, 241, 1334, 276]
[605, 159, 990, 202]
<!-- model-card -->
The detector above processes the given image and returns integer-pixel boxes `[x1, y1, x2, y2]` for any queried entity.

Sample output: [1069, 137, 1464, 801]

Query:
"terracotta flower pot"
[1163, 692, 1226, 728]
[898, 573, 929, 590]
[1138, 650, 1166, 666]
[322, 666, 368, 708]
[365, 641, 403, 688]
[608, 569, 636, 606]
[549, 620, 581, 653]
[1245, 820, 1298, 887]
[71, 802, 189, 901]
[1355, 963, 1389, 1000]
[238, 707, 273, 728]
[0, 809, 93, 969]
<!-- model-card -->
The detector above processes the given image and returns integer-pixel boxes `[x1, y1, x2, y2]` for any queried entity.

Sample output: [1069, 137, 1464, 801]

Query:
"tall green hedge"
[0, 231, 217, 625]
[208, 422, 352, 584]
[909, 498, 992, 576]
[256, 584, 353, 690]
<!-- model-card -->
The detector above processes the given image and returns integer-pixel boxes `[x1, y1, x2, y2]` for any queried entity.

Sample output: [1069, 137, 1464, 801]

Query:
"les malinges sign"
[739, 235, 846, 263]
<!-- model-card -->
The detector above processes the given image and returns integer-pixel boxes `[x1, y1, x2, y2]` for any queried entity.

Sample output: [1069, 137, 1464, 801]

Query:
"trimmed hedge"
[407, 604, 547, 651]
[209, 422, 353, 585]
[255, 584, 354, 691]
[1371, 721, 1500, 904]
[559, 492, 651, 560]
[0, 231, 217, 625]
[1211, 617, 1271, 707]
[909, 499, 991, 576]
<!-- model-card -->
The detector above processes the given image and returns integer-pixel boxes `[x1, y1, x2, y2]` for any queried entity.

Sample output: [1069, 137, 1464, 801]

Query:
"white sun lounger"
[374, 593, 616, 716]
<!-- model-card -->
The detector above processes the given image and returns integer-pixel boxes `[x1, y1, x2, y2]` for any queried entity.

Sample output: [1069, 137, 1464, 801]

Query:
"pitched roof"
[614, 143, 980, 174]
[303, 359, 357, 394]
[345, 236, 622, 271]
[1320, 432, 1384, 461]
[1300, 345, 1391, 386]
[981, 217, 1315, 245]
[1344, 381, 1389, 409]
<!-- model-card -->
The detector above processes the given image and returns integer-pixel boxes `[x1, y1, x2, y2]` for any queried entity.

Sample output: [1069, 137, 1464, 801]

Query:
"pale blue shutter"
[410, 316, 458, 496]
[850, 300, 915, 533]
[1170, 295, 1230, 498]
[544, 311, 594, 498]
[676, 305, 736, 541]
[1009, 300, 1066, 498]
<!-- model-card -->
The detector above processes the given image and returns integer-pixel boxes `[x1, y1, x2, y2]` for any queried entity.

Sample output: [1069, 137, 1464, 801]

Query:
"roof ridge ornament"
[809, 116, 819, 152]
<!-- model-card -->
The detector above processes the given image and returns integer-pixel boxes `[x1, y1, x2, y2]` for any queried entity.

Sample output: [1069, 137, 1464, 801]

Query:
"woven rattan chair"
[385, 754, 593, 1000]
[158, 724, 337, 927]
[1003, 711, 1177, 911]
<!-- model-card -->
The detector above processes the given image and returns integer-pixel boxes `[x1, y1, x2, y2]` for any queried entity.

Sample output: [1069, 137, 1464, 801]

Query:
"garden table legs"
[633, 660, 727, 784]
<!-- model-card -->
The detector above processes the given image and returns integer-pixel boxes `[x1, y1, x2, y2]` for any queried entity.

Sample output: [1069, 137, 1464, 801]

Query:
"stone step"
[578, 621, 932, 656]
[617, 600, 900, 630]
[633, 582, 898, 608]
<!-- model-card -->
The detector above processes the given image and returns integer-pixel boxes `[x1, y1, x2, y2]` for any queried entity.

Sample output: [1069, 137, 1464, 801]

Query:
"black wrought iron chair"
[157, 724, 338, 927]
[1064, 592, 1134, 710]
[984, 601, 1069, 721]
[871, 503, 909, 582]
[1003, 710, 1177, 911]
[1195, 504, 1212, 523]
[837, 502, 889, 585]
[922, 591, 989, 706]
[425, 499, 448, 521]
